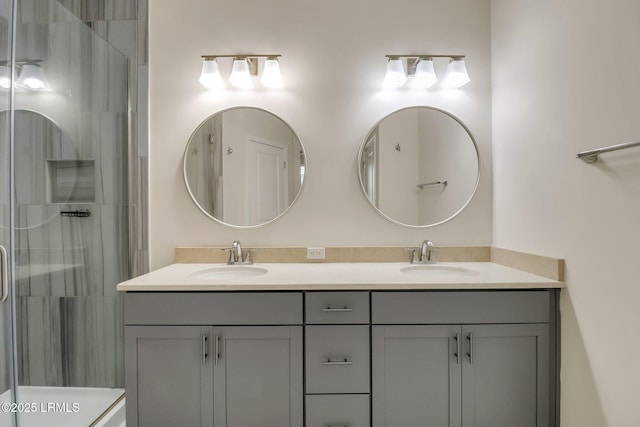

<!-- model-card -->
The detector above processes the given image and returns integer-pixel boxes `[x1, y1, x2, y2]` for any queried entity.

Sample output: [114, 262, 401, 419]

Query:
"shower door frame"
[1, 0, 18, 425]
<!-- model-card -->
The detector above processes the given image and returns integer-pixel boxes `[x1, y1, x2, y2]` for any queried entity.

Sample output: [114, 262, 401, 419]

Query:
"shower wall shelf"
[577, 141, 640, 163]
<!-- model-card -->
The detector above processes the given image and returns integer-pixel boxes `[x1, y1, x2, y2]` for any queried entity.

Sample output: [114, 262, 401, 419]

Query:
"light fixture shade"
[16, 64, 49, 90]
[411, 59, 437, 89]
[383, 58, 407, 89]
[260, 58, 283, 89]
[229, 59, 253, 89]
[442, 59, 470, 88]
[199, 59, 225, 89]
[0, 66, 11, 89]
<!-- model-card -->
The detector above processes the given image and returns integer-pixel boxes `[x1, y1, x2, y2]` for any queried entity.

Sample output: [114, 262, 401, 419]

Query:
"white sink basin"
[400, 264, 479, 277]
[191, 266, 268, 280]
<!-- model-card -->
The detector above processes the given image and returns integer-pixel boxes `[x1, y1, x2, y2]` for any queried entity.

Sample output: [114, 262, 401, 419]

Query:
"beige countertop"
[117, 262, 564, 291]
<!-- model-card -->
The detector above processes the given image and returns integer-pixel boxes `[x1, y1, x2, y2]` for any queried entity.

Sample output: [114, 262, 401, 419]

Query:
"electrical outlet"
[307, 247, 326, 259]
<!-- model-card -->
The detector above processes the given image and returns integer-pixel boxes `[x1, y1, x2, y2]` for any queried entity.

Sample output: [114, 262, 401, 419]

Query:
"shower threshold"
[0, 386, 124, 427]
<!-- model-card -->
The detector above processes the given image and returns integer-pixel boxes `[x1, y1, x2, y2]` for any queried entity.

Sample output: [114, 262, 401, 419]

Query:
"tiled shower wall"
[55, 0, 148, 277]
[13, 0, 148, 388]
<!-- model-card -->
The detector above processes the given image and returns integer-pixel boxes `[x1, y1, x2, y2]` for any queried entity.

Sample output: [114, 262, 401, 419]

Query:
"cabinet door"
[372, 325, 462, 427]
[213, 326, 303, 427]
[125, 326, 214, 427]
[461, 324, 549, 427]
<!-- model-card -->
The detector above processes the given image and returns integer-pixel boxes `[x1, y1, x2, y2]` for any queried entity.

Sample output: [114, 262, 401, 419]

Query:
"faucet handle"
[403, 247, 420, 264]
[220, 247, 237, 264]
[244, 250, 254, 264]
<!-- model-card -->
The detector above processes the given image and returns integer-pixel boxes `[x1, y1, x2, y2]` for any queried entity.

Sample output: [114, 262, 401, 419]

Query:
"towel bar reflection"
[417, 180, 448, 190]
[577, 141, 640, 163]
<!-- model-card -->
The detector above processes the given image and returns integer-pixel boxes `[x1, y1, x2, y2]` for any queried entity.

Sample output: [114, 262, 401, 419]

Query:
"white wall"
[149, 0, 493, 268]
[491, 1, 640, 426]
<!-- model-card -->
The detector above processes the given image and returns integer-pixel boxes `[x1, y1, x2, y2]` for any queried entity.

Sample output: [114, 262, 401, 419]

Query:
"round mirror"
[358, 106, 479, 227]
[184, 107, 306, 227]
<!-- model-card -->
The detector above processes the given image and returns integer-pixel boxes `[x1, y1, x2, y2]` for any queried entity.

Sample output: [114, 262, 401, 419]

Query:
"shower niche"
[46, 159, 96, 204]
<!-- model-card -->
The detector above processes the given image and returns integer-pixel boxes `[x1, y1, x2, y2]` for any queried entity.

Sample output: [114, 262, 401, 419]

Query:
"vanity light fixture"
[383, 54, 470, 89]
[442, 57, 471, 88]
[199, 54, 283, 89]
[199, 58, 225, 89]
[382, 57, 408, 88]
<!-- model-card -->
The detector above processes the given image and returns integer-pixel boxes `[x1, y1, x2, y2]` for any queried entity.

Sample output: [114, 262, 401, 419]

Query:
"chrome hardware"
[405, 240, 436, 264]
[577, 140, 640, 163]
[417, 180, 448, 190]
[454, 333, 460, 365]
[466, 333, 473, 364]
[322, 307, 353, 313]
[232, 240, 242, 263]
[322, 358, 353, 366]
[60, 209, 91, 218]
[202, 334, 208, 365]
[215, 334, 221, 366]
[221, 240, 255, 265]
[0, 245, 7, 304]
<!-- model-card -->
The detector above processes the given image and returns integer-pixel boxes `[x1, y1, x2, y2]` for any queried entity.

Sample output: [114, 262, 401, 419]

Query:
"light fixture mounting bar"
[385, 54, 465, 59]
[201, 54, 282, 60]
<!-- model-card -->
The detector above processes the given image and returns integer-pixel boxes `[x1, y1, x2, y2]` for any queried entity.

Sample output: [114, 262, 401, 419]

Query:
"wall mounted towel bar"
[417, 180, 448, 189]
[577, 141, 640, 163]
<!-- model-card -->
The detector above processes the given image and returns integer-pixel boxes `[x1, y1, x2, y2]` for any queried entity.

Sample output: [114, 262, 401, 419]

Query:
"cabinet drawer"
[306, 325, 370, 393]
[306, 394, 370, 427]
[124, 292, 302, 325]
[305, 291, 369, 324]
[372, 291, 552, 324]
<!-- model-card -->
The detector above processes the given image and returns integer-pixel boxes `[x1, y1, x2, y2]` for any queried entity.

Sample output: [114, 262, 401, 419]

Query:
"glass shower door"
[0, 0, 16, 425]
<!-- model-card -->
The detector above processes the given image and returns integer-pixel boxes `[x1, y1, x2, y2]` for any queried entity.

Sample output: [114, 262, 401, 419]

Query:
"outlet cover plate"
[307, 247, 326, 259]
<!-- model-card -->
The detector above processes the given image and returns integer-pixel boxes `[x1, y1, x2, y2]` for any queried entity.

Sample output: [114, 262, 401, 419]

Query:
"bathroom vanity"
[119, 261, 562, 427]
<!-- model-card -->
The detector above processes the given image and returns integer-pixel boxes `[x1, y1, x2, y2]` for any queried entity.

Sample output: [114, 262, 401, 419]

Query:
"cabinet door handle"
[0, 245, 8, 304]
[322, 307, 353, 313]
[322, 358, 353, 366]
[466, 333, 473, 364]
[325, 423, 351, 427]
[215, 334, 221, 366]
[201, 334, 208, 365]
[454, 333, 460, 365]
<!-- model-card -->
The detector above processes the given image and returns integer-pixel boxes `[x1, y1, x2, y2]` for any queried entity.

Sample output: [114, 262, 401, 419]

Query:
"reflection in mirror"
[0, 110, 82, 229]
[358, 107, 479, 227]
[184, 107, 306, 227]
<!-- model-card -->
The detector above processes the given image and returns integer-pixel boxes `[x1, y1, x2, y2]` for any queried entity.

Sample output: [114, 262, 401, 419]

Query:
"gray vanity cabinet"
[372, 325, 462, 427]
[372, 323, 549, 427]
[461, 324, 549, 427]
[371, 291, 556, 427]
[212, 326, 303, 427]
[124, 292, 304, 427]
[125, 326, 214, 427]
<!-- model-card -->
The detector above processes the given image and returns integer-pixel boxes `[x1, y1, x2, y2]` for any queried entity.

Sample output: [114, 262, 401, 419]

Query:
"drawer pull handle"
[325, 424, 351, 427]
[322, 307, 353, 313]
[454, 333, 460, 365]
[322, 358, 353, 366]
[215, 334, 221, 366]
[201, 334, 208, 365]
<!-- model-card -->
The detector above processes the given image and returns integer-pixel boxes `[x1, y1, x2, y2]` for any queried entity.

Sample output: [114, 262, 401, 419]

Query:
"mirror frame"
[357, 106, 480, 228]
[183, 106, 307, 228]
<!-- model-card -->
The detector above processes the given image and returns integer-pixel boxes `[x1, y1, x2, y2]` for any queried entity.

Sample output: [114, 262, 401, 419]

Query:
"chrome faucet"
[223, 240, 254, 265]
[405, 240, 436, 264]
[232, 240, 243, 263]
[421, 240, 435, 263]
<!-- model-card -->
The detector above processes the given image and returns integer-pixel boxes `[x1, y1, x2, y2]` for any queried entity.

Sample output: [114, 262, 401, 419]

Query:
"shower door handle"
[0, 244, 8, 303]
